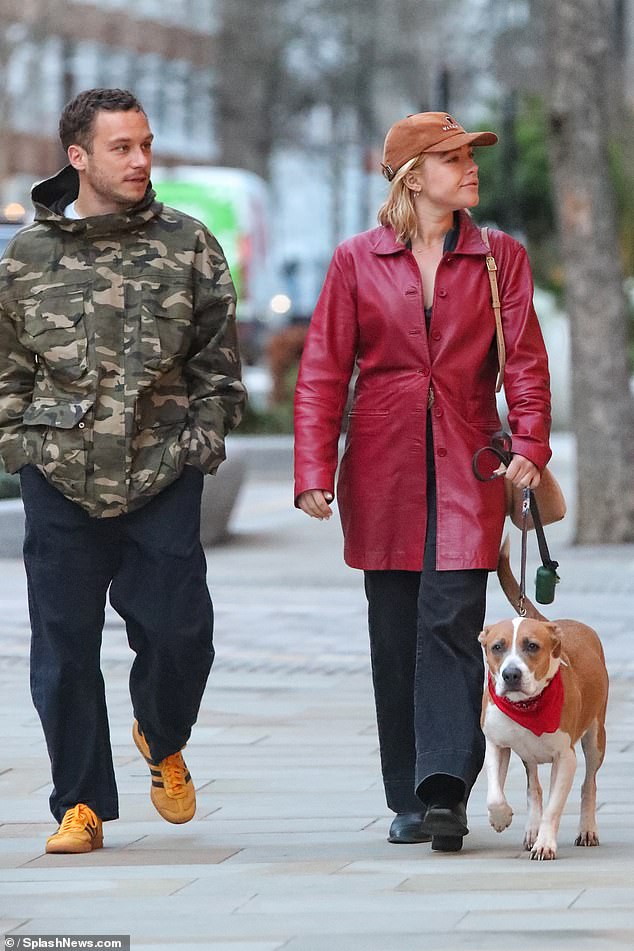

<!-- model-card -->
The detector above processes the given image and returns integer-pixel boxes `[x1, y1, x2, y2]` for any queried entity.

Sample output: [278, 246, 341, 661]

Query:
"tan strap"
[480, 226, 505, 393]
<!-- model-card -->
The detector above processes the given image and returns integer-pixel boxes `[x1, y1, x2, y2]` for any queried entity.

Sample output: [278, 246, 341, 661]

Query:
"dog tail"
[497, 535, 549, 621]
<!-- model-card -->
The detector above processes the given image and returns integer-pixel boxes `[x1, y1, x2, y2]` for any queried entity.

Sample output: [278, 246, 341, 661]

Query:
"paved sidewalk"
[1, 434, 634, 950]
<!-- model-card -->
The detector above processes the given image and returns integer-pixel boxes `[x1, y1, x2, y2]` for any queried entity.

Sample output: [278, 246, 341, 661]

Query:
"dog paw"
[488, 802, 513, 832]
[523, 828, 539, 851]
[575, 830, 600, 847]
[530, 838, 557, 861]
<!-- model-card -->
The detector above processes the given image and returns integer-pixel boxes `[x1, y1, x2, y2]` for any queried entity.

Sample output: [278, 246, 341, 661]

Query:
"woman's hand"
[296, 489, 334, 520]
[497, 453, 541, 490]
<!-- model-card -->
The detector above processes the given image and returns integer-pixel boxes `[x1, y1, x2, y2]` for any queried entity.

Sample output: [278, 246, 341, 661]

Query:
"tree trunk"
[545, 0, 634, 542]
[214, 0, 284, 179]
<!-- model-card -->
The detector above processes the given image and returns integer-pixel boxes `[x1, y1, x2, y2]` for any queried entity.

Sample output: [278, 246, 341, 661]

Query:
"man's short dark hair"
[59, 88, 146, 153]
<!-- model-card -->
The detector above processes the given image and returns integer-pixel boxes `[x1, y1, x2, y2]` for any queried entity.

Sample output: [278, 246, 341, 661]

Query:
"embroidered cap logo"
[442, 116, 461, 132]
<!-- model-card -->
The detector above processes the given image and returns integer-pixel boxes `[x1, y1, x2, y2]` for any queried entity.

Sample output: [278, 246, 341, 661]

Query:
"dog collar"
[488, 669, 564, 736]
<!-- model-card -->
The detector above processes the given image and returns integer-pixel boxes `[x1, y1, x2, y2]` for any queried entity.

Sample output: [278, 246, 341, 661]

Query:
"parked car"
[0, 214, 25, 259]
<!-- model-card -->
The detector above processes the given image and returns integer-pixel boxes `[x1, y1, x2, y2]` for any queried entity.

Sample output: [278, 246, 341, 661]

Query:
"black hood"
[31, 165, 162, 238]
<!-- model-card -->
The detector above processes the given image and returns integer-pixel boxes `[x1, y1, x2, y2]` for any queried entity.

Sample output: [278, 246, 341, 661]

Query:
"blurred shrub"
[478, 95, 634, 298]
[236, 323, 308, 434]
[0, 459, 20, 499]
[476, 95, 559, 291]
[238, 398, 294, 434]
[608, 118, 634, 280]
[267, 324, 308, 405]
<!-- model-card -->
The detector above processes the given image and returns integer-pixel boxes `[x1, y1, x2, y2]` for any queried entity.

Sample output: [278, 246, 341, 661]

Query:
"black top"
[415, 212, 460, 330]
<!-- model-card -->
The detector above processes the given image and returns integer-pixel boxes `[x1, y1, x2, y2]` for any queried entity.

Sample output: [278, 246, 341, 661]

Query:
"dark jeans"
[364, 436, 488, 814]
[20, 465, 214, 823]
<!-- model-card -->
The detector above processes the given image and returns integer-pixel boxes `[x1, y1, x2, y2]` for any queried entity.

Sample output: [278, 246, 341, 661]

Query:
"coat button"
[432, 330, 441, 340]
[434, 407, 443, 418]
[437, 447, 447, 457]
[438, 288, 447, 298]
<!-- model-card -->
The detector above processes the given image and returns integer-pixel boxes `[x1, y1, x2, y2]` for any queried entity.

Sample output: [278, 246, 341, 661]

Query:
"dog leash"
[472, 431, 560, 606]
[519, 488, 530, 615]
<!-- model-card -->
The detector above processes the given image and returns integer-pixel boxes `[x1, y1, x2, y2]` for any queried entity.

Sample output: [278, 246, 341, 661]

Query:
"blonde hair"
[377, 154, 425, 243]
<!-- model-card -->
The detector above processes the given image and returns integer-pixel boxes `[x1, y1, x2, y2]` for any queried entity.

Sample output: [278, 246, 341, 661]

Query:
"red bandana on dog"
[488, 669, 564, 736]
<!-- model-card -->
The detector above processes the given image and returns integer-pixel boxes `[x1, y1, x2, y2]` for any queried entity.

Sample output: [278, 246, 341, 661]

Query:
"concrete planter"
[0, 498, 25, 558]
[200, 451, 247, 547]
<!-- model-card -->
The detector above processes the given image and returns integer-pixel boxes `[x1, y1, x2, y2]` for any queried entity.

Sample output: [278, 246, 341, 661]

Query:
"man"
[0, 89, 247, 853]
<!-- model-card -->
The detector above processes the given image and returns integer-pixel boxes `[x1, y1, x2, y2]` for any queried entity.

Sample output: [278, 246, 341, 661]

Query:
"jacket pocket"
[130, 421, 188, 495]
[23, 397, 94, 429]
[130, 386, 189, 494]
[138, 280, 194, 371]
[466, 395, 500, 427]
[22, 397, 94, 496]
[21, 283, 90, 381]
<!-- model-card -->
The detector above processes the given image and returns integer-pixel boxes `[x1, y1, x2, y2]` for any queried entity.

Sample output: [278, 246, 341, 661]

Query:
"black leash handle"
[472, 430, 513, 482]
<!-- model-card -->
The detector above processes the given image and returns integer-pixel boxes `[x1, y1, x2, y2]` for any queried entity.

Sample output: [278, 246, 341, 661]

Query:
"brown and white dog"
[478, 538, 609, 860]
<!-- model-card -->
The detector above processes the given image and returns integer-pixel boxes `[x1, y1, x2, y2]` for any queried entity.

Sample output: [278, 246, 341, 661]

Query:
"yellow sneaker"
[133, 720, 196, 824]
[46, 804, 103, 854]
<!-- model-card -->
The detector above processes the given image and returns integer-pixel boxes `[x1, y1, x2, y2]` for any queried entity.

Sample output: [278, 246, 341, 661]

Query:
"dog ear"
[478, 627, 490, 645]
[547, 623, 562, 658]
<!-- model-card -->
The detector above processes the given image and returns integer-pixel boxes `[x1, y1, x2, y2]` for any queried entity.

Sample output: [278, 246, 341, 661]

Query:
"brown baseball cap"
[381, 112, 498, 181]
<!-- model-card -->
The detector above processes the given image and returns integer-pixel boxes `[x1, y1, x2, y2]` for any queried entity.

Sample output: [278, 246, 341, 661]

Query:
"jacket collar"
[31, 165, 162, 238]
[370, 209, 490, 257]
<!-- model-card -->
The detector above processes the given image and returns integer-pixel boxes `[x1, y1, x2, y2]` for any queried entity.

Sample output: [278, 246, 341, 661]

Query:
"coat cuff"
[510, 437, 551, 471]
[294, 468, 336, 506]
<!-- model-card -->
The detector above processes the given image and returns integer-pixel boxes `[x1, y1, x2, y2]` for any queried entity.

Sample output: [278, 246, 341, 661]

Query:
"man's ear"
[67, 144, 87, 172]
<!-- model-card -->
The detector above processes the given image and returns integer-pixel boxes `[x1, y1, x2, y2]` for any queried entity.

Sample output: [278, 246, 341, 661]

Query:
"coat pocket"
[23, 396, 94, 496]
[21, 283, 90, 380]
[130, 385, 189, 494]
[137, 279, 194, 371]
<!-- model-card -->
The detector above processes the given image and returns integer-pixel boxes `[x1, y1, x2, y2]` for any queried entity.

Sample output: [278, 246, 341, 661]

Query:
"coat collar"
[369, 209, 490, 257]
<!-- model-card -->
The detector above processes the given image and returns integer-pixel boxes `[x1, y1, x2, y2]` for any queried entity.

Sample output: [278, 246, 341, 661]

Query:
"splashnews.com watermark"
[4, 938, 130, 950]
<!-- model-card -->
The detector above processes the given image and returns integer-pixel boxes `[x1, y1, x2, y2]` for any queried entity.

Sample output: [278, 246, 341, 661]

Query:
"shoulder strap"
[480, 226, 505, 393]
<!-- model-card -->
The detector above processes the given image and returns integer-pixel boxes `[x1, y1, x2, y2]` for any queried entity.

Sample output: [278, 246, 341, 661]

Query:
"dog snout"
[502, 666, 523, 688]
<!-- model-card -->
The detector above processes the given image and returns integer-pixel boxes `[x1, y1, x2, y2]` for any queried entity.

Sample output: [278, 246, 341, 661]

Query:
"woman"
[294, 112, 551, 852]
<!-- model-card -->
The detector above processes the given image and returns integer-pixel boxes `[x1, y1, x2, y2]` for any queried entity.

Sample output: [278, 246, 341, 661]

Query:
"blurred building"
[0, 0, 218, 204]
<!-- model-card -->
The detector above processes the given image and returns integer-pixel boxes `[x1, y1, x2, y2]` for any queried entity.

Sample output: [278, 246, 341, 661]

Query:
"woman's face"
[413, 145, 480, 212]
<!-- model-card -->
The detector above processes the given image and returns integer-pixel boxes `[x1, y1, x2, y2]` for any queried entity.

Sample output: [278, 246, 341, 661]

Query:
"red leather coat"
[294, 211, 551, 571]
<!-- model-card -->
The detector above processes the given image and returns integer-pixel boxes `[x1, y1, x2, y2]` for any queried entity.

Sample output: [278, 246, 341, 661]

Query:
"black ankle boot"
[421, 802, 469, 840]
[387, 812, 432, 844]
[431, 833, 464, 852]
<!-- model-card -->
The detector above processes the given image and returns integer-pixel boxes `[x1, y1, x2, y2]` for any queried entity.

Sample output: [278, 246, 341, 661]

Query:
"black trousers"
[364, 436, 488, 814]
[20, 465, 214, 823]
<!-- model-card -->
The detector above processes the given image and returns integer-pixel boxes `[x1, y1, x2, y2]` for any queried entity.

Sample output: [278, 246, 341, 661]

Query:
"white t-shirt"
[63, 201, 83, 219]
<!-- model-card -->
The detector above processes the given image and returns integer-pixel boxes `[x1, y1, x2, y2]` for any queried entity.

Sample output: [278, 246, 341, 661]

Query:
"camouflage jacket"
[0, 166, 246, 517]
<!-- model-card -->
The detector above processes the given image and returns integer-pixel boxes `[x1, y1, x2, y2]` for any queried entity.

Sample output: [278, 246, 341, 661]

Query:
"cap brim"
[425, 130, 498, 152]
